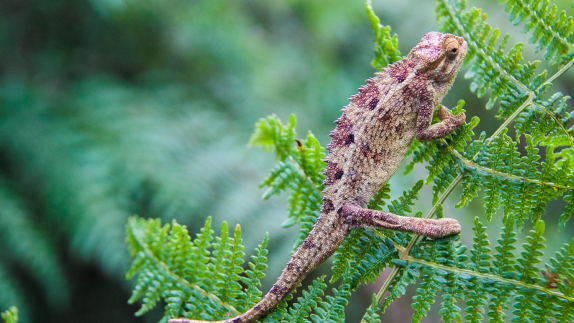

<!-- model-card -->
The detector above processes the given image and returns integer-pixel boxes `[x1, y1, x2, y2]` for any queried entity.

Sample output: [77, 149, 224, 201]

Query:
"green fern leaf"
[439, 238, 468, 323]
[405, 139, 438, 175]
[361, 294, 381, 323]
[0, 307, 17, 323]
[487, 217, 517, 322]
[465, 217, 492, 323]
[412, 240, 449, 323]
[250, 115, 324, 241]
[238, 233, 268, 312]
[559, 190, 574, 231]
[188, 217, 214, 286]
[365, 0, 402, 70]
[349, 232, 397, 289]
[500, 0, 574, 66]
[331, 230, 362, 284]
[248, 114, 297, 160]
[388, 180, 423, 216]
[512, 220, 547, 322]
[283, 276, 327, 323]
[217, 224, 245, 310]
[310, 277, 351, 323]
[126, 216, 269, 322]
[382, 261, 421, 313]
[366, 183, 391, 211]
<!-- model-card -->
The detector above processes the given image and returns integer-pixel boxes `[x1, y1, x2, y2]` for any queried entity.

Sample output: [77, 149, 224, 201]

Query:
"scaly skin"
[169, 31, 468, 323]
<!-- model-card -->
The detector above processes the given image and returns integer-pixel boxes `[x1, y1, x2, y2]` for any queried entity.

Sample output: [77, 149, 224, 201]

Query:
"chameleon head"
[407, 31, 467, 84]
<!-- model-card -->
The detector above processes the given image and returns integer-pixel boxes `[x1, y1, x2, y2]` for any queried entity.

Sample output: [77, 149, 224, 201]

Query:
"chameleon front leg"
[416, 103, 466, 142]
[335, 103, 465, 238]
[339, 205, 461, 239]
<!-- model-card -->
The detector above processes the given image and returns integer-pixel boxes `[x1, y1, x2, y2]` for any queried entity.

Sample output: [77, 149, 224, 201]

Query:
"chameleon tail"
[168, 212, 348, 323]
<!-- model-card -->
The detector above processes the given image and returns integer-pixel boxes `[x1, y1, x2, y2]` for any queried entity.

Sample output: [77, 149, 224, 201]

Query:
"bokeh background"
[1, 0, 572, 322]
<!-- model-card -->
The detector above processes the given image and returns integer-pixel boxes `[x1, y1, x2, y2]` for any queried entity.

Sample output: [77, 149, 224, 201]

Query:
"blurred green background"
[1, 0, 572, 322]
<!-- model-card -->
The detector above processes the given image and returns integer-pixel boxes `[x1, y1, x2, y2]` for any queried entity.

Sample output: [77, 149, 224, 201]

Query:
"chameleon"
[170, 31, 467, 323]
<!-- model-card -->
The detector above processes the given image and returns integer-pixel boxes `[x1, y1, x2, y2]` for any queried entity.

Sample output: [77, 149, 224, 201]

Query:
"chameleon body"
[170, 31, 467, 323]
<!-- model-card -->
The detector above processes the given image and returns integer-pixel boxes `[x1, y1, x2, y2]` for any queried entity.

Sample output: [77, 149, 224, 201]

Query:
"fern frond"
[331, 230, 362, 284]
[455, 169, 481, 208]
[126, 216, 268, 322]
[349, 231, 397, 289]
[388, 180, 424, 217]
[365, 0, 402, 70]
[366, 183, 391, 211]
[412, 239, 449, 323]
[439, 238, 468, 323]
[310, 276, 351, 323]
[283, 276, 327, 323]
[381, 261, 420, 313]
[465, 217, 492, 323]
[500, 0, 574, 66]
[488, 218, 517, 322]
[250, 115, 325, 246]
[238, 233, 268, 312]
[215, 224, 245, 311]
[249, 114, 297, 160]
[361, 294, 381, 323]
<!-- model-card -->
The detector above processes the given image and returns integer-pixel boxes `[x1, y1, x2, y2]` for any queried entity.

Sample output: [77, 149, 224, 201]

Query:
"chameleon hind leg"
[338, 205, 460, 239]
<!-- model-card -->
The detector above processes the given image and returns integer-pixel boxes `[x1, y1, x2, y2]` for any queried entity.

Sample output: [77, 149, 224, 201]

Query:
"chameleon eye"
[446, 47, 458, 60]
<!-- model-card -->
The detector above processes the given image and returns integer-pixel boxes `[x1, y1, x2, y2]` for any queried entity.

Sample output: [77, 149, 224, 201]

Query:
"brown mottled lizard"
[170, 31, 468, 323]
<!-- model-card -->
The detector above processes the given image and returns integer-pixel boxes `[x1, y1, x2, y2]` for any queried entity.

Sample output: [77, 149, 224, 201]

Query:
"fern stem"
[406, 255, 574, 302]
[544, 56, 574, 85]
[440, 138, 574, 190]
[492, 92, 535, 139]
[368, 174, 462, 316]
[128, 221, 242, 316]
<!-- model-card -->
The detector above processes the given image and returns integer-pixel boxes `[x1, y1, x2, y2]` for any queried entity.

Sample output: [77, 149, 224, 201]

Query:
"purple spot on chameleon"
[367, 98, 379, 110]
[345, 133, 354, 145]
[321, 198, 335, 213]
[323, 162, 343, 185]
[389, 61, 409, 83]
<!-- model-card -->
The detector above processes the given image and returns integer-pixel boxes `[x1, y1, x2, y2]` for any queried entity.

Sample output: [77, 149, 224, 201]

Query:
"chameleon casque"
[170, 31, 468, 323]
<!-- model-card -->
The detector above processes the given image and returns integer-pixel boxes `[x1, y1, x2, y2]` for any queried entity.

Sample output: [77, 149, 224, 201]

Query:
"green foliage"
[365, 0, 402, 69]
[126, 216, 262, 321]
[310, 274, 351, 323]
[432, 0, 574, 231]
[249, 115, 326, 250]
[282, 276, 327, 323]
[361, 294, 381, 323]
[1, 0, 374, 320]
[127, 216, 356, 323]
[1, 307, 18, 323]
[126, 1, 574, 322]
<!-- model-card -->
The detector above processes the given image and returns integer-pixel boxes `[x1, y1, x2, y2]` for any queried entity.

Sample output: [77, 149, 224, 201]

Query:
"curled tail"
[168, 212, 348, 323]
